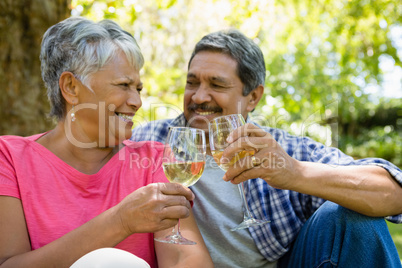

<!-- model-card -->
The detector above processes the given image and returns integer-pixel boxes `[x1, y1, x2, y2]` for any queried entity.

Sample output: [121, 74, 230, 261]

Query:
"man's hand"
[222, 123, 299, 190]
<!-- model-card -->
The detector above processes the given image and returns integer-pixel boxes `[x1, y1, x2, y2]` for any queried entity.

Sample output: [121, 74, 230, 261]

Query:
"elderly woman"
[0, 17, 212, 268]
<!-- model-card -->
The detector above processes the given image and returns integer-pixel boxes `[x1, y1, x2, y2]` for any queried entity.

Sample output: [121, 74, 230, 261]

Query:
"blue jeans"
[278, 201, 401, 268]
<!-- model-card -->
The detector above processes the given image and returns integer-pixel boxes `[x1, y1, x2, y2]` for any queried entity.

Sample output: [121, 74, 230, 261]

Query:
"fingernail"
[226, 136, 233, 143]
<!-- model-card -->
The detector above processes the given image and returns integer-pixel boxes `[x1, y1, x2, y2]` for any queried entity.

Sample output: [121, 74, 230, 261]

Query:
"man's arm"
[222, 123, 402, 217]
[286, 162, 402, 217]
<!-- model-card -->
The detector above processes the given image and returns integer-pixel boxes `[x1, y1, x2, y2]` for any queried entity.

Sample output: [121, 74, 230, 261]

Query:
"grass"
[388, 221, 402, 261]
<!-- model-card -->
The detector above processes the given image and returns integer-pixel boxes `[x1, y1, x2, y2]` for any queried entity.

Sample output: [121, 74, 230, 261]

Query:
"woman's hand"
[222, 123, 299, 190]
[115, 183, 195, 235]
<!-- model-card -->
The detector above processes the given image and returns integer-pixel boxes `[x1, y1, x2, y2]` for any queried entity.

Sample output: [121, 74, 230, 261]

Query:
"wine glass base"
[154, 234, 197, 245]
[230, 218, 270, 231]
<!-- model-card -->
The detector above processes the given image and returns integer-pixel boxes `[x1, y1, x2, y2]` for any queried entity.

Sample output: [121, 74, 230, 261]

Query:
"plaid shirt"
[131, 113, 402, 261]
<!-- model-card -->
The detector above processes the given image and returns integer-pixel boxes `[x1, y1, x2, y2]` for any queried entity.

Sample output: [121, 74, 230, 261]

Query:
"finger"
[158, 182, 195, 201]
[225, 164, 265, 184]
[223, 135, 272, 159]
[159, 194, 192, 210]
[148, 218, 179, 233]
[223, 150, 265, 182]
[136, 200, 191, 233]
[160, 205, 191, 221]
[157, 218, 179, 231]
[227, 123, 267, 143]
[222, 135, 276, 167]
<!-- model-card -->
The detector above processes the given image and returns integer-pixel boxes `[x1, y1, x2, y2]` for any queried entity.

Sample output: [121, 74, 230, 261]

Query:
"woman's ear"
[246, 85, 264, 112]
[59, 72, 79, 105]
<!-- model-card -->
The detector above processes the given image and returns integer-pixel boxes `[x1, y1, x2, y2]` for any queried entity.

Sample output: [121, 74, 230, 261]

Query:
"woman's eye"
[121, 83, 129, 88]
[137, 87, 143, 92]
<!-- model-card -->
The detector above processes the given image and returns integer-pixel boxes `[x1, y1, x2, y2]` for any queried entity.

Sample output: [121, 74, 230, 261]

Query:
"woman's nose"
[127, 90, 142, 110]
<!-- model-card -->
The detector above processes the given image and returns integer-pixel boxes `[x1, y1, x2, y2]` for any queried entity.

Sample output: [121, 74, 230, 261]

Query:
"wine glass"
[154, 127, 206, 245]
[209, 114, 269, 231]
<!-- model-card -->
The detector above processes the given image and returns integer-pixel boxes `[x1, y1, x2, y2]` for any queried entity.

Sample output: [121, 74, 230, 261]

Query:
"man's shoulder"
[132, 113, 186, 143]
[134, 118, 174, 131]
[250, 120, 299, 141]
[131, 118, 176, 143]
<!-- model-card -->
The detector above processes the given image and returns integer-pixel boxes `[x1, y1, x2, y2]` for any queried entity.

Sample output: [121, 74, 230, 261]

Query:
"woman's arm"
[0, 195, 128, 268]
[155, 209, 213, 268]
[0, 183, 194, 267]
[0, 196, 31, 266]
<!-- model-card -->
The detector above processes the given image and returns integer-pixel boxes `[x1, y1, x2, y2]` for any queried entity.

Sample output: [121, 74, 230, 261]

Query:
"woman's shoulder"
[1, 133, 46, 141]
[0, 133, 46, 151]
[0, 134, 47, 174]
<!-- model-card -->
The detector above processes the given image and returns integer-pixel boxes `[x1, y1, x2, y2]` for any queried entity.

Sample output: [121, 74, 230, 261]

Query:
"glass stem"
[238, 182, 254, 220]
[173, 220, 181, 237]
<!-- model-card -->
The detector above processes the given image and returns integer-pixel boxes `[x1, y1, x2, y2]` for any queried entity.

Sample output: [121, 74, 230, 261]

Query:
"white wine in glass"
[154, 127, 206, 245]
[209, 114, 269, 231]
[162, 161, 205, 186]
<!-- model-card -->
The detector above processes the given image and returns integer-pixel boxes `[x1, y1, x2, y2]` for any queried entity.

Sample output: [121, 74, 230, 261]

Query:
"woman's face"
[73, 50, 142, 147]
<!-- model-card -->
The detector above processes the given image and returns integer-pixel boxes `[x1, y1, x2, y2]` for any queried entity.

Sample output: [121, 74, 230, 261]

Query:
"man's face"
[183, 51, 256, 133]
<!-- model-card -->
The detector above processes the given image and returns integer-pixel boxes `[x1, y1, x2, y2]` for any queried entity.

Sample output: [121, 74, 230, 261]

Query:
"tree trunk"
[0, 0, 70, 136]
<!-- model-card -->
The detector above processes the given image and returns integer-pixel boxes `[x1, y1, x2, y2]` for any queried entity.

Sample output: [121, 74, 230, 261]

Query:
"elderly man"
[132, 29, 402, 267]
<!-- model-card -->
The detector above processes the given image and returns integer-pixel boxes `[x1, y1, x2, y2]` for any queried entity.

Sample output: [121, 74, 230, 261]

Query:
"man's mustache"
[187, 103, 222, 113]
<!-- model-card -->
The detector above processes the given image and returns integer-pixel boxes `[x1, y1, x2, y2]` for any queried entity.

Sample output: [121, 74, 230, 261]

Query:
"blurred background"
[1, 0, 401, 257]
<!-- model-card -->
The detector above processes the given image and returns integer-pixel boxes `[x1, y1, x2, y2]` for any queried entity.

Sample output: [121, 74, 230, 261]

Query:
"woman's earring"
[71, 105, 76, 122]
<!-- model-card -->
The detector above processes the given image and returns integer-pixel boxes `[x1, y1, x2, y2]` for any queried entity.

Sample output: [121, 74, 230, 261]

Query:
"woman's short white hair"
[40, 17, 144, 120]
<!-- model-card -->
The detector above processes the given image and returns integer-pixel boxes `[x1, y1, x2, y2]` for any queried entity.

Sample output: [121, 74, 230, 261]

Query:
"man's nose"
[191, 85, 212, 104]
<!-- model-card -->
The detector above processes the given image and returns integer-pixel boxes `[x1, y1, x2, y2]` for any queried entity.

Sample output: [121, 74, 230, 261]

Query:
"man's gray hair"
[40, 17, 144, 120]
[188, 29, 266, 96]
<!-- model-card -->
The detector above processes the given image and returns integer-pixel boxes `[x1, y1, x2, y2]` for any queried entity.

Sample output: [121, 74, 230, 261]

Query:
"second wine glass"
[209, 114, 269, 231]
[154, 127, 206, 245]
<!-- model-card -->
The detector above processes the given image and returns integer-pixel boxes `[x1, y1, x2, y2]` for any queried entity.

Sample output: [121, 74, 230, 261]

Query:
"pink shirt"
[0, 134, 167, 268]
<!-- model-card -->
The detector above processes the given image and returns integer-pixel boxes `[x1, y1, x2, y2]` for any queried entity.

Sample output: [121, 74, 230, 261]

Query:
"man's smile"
[194, 111, 215, 116]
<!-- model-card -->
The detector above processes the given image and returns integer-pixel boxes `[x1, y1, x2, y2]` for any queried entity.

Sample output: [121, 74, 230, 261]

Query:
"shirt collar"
[169, 113, 254, 128]
[168, 113, 187, 129]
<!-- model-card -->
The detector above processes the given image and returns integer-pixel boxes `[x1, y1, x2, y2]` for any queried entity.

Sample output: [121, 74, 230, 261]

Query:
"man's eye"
[120, 83, 129, 88]
[137, 87, 143, 92]
[186, 81, 198, 87]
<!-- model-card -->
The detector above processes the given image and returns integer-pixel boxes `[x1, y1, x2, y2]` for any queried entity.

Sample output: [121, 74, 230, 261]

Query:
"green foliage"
[71, 0, 401, 166]
[342, 128, 401, 166]
[337, 99, 402, 168]
[387, 221, 402, 261]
